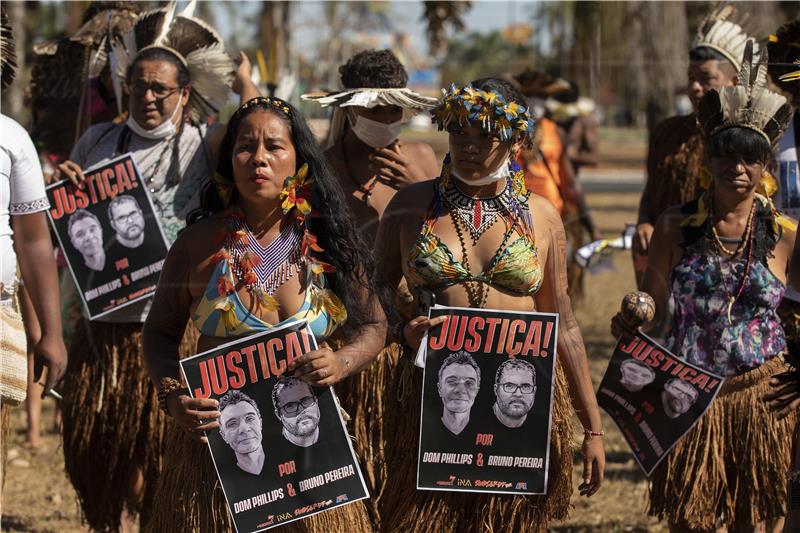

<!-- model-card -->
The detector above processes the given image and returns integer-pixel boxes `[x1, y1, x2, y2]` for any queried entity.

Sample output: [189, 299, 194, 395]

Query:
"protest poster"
[45, 153, 169, 319]
[417, 305, 558, 495]
[179, 321, 369, 533]
[597, 331, 724, 476]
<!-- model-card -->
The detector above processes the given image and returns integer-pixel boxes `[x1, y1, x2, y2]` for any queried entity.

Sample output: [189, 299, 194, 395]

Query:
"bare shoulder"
[399, 140, 440, 178]
[386, 179, 435, 212]
[530, 193, 563, 229]
[170, 215, 225, 265]
[777, 215, 798, 255]
[654, 205, 686, 238]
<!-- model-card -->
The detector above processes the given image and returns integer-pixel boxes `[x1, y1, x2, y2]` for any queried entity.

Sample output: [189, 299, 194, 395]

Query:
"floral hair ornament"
[432, 83, 536, 143]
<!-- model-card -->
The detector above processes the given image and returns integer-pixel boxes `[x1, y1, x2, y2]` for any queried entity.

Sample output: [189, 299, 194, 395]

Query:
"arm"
[142, 235, 220, 442]
[533, 199, 604, 496]
[11, 212, 67, 395]
[558, 151, 599, 240]
[565, 117, 599, 168]
[638, 211, 677, 339]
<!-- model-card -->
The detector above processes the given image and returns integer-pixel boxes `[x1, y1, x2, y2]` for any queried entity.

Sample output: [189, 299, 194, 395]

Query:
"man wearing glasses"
[272, 377, 321, 448]
[107, 195, 145, 249]
[436, 351, 481, 436]
[492, 359, 537, 429]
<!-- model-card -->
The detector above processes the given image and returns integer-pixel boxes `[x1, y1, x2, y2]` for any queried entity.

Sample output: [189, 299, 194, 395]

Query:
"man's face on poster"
[109, 199, 145, 241]
[276, 383, 320, 438]
[219, 400, 263, 455]
[495, 366, 535, 419]
[661, 379, 699, 419]
[620, 359, 656, 392]
[68, 215, 103, 257]
[437, 363, 479, 414]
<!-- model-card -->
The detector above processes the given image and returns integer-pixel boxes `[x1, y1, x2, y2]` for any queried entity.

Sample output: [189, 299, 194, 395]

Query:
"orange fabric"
[519, 118, 564, 214]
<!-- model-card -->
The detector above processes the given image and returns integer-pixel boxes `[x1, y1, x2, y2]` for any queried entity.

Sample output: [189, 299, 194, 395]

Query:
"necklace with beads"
[709, 198, 756, 324]
[340, 142, 378, 206]
[441, 177, 516, 242]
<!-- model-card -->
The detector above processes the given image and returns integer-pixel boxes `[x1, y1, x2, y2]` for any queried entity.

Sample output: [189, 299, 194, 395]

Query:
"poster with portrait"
[417, 305, 558, 495]
[45, 153, 169, 319]
[179, 321, 369, 533]
[597, 331, 724, 476]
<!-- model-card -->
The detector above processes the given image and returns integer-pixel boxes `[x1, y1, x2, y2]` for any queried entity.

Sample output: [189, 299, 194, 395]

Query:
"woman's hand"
[578, 435, 605, 497]
[167, 392, 221, 444]
[764, 368, 800, 420]
[610, 312, 637, 339]
[403, 315, 448, 351]
[289, 346, 350, 386]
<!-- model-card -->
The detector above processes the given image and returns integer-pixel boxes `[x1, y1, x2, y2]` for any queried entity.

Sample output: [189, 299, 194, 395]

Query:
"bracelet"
[158, 377, 185, 416]
[583, 428, 604, 438]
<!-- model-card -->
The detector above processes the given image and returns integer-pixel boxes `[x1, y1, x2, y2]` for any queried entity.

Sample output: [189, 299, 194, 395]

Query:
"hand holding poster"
[417, 305, 558, 495]
[179, 321, 368, 533]
[597, 331, 724, 476]
[45, 153, 169, 319]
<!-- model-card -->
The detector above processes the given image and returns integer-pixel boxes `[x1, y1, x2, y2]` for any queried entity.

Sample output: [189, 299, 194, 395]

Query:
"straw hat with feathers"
[111, 0, 234, 123]
[692, 2, 761, 71]
[512, 68, 570, 99]
[697, 40, 792, 148]
[1, 8, 17, 91]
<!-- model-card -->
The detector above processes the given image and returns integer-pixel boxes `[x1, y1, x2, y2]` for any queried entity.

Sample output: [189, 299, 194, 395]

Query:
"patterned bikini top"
[405, 171, 543, 295]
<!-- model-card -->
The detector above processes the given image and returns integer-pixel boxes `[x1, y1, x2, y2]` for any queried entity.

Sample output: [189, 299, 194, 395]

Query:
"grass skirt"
[649, 355, 795, 531]
[61, 318, 196, 532]
[144, 409, 373, 532]
[1, 404, 11, 489]
[334, 343, 403, 529]
[378, 350, 574, 533]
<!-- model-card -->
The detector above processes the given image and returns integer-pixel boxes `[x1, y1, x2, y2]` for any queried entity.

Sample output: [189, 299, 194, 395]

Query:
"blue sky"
[211, 1, 535, 59]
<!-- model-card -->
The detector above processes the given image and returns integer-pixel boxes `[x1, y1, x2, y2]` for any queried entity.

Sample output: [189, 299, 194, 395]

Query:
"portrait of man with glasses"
[107, 195, 146, 249]
[272, 376, 321, 448]
[436, 351, 481, 436]
[492, 359, 537, 429]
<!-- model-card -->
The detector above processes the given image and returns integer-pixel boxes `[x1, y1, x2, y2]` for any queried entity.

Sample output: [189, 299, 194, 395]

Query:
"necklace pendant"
[472, 201, 482, 234]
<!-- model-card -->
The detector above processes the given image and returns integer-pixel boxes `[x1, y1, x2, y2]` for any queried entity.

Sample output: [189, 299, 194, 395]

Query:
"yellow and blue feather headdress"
[432, 83, 535, 143]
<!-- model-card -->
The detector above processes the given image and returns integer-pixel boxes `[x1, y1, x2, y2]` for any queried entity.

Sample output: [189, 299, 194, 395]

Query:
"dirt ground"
[0, 188, 672, 532]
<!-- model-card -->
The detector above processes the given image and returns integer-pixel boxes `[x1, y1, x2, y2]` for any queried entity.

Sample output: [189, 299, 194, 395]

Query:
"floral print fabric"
[668, 253, 786, 376]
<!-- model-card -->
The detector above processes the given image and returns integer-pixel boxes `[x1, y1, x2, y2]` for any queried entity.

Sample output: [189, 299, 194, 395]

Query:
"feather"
[180, 0, 197, 18]
[153, 2, 177, 48]
[1, 9, 17, 90]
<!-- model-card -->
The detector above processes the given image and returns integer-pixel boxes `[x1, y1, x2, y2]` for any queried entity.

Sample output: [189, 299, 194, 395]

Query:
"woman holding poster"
[142, 96, 387, 532]
[612, 42, 797, 532]
[375, 78, 605, 533]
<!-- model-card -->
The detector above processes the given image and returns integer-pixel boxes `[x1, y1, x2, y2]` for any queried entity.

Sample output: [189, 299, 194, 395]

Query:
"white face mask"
[451, 159, 511, 186]
[126, 99, 183, 140]
[348, 112, 402, 148]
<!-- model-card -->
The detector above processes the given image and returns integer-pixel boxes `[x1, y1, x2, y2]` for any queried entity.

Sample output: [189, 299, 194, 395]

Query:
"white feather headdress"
[693, 2, 761, 71]
[110, 1, 234, 122]
[697, 40, 792, 147]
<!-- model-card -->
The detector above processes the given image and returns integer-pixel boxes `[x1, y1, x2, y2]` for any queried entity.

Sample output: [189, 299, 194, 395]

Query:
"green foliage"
[439, 30, 537, 86]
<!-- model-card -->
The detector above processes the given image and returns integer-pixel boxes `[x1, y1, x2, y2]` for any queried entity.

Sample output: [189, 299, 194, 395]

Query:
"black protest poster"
[179, 321, 369, 533]
[597, 331, 724, 476]
[45, 153, 169, 319]
[417, 305, 558, 495]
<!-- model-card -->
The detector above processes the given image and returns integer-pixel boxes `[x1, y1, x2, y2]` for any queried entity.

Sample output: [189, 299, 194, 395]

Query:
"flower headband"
[432, 83, 535, 142]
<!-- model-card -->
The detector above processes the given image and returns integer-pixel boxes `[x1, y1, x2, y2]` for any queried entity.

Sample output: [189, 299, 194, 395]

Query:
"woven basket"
[0, 303, 28, 405]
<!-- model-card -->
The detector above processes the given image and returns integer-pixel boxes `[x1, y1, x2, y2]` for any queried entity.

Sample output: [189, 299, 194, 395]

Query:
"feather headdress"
[512, 69, 570, 99]
[1, 8, 17, 90]
[693, 2, 761, 71]
[697, 40, 792, 147]
[302, 88, 437, 117]
[767, 19, 800, 91]
[110, 1, 234, 122]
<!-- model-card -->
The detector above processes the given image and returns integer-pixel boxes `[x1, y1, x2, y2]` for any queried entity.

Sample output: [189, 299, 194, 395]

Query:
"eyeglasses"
[279, 395, 317, 415]
[112, 210, 142, 224]
[500, 382, 534, 394]
[127, 81, 182, 99]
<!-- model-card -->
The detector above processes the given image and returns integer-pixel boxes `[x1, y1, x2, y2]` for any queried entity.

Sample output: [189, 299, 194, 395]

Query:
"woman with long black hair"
[142, 96, 386, 532]
[375, 77, 605, 533]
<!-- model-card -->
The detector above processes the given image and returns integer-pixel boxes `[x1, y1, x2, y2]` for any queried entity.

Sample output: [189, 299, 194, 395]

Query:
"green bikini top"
[406, 173, 543, 295]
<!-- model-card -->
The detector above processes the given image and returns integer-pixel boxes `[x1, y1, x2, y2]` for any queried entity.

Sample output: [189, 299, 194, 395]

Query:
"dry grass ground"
[1, 191, 671, 532]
